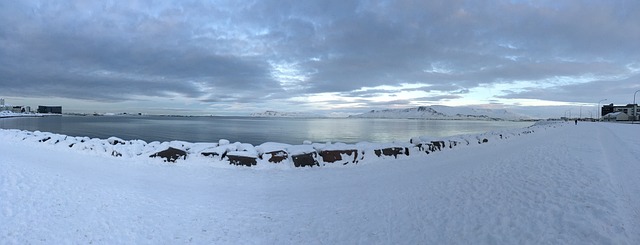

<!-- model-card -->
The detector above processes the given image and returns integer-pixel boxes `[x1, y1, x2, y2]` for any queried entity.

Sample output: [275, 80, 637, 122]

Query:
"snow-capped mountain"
[349, 106, 530, 121]
[250, 111, 325, 118]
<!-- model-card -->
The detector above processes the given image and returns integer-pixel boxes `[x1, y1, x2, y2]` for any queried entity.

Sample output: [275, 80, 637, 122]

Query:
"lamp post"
[634, 90, 640, 123]
[597, 99, 607, 122]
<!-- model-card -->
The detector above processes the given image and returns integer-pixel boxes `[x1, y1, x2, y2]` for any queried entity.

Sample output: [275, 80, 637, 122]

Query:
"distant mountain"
[349, 106, 530, 121]
[250, 111, 325, 118]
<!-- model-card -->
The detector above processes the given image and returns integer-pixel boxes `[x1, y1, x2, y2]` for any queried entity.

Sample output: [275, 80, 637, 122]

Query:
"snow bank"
[0, 121, 565, 168]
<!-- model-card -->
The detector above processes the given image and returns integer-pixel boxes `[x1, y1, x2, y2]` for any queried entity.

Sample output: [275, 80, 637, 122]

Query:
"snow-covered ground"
[1, 122, 639, 244]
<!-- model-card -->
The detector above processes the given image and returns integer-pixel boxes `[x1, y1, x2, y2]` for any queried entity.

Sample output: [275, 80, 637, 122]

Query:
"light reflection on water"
[0, 116, 533, 145]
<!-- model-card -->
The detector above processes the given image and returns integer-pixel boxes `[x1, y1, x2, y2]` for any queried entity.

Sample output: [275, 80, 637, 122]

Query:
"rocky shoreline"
[0, 121, 562, 168]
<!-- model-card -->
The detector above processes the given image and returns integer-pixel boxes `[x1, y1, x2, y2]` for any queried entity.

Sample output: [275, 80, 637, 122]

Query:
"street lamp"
[634, 90, 640, 123]
[597, 99, 607, 122]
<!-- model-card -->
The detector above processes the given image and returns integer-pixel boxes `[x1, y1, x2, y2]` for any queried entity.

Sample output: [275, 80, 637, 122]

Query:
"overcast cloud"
[1, 0, 639, 117]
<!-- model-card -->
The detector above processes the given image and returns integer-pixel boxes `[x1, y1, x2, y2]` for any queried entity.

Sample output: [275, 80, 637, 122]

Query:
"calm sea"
[0, 116, 533, 145]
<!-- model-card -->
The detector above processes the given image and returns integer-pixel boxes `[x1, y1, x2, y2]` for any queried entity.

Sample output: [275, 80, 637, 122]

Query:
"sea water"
[0, 115, 533, 145]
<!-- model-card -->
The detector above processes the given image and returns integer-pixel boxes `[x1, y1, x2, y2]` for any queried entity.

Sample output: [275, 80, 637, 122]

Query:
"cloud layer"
[1, 0, 639, 116]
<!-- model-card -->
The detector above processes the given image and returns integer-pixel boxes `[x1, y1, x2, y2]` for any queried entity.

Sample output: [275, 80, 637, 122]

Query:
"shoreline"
[0, 111, 60, 118]
[0, 120, 558, 168]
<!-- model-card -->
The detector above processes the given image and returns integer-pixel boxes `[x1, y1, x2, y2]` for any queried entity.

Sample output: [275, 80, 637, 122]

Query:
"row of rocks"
[0, 121, 561, 168]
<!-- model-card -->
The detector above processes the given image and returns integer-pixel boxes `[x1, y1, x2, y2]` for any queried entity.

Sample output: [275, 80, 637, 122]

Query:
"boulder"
[430, 141, 445, 151]
[149, 147, 187, 163]
[107, 137, 125, 145]
[374, 147, 409, 158]
[256, 142, 291, 164]
[319, 149, 359, 165]
[201, 152, 221, 158]
[263, 150, 289, 163]
[291, 152, 319, 167]
[227, 154, 257, 167]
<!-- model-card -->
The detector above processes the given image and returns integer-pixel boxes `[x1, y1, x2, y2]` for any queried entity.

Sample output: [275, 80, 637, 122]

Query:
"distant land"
[348, 106, 531, 121]
[250, 106, 531, 121]
[250, 111, 326, 118]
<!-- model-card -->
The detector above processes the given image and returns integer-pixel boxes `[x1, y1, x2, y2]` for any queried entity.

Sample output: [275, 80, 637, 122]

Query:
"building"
[601, 103, 640, 121]
[37, 106, 63, 114]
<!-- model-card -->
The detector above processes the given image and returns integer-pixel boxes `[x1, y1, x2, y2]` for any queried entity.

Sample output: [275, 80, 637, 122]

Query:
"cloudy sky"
[1, 0, 639, 117]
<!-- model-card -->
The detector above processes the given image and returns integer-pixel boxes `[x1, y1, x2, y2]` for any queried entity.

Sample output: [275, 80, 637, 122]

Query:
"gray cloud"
[1, 0, 639, 115]
[498, 74, 640, 105]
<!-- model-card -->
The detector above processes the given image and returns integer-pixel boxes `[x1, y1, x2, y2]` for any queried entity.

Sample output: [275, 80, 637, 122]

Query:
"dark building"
[601, 104, 615, 117]
[37, 106, 62, 114]
[601, 103, 639, 120]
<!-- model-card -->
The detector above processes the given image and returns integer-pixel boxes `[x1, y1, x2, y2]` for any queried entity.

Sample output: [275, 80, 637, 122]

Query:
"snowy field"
[1, 122, 639, 244]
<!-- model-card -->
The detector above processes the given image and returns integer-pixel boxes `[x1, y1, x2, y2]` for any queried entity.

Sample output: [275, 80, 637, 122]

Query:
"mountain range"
[349, 106, 529, 121]
[251, 106, 530, 120]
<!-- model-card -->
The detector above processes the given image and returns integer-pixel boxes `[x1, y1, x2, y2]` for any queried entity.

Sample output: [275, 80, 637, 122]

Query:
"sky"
[1, 0, 639, 118]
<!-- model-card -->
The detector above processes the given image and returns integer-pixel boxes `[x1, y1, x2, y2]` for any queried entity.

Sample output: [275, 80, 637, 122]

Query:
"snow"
[0, 111, 43, 118]
[1, 122, 639, 244]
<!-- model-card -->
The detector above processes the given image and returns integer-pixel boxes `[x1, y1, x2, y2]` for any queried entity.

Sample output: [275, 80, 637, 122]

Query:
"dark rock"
[374, 147, 408, 158]
[39, 137, 51, 142]
[319, 149, 359, 165]
[227, 155, 257, 167]
[109, 139, 124, 145]
[482, 138, 488, 143]
[263, 150, 288, 163]
[150, 147, 187, 163]
[414, 142, 442, 153]
[415, 143, 429, 154]
[111, 151, 122, 157]
[292, 152, 319, 167]
[201, 152, 220, 158]
[431, 141, 445, 151]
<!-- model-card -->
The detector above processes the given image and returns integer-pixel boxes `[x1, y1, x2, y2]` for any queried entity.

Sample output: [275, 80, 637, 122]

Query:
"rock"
[319, 149, 359, 165]
[201, 152, 221, 158]
[200, 145, 232, 160]
[149, 147, 187, 163]
[430, 141, 445, 151]
[107, 137, 125, 145]
[291, 152, 319, 167]
[263, 150, 288, 163]
[227, 154, 257, 167]
[374, 147, 409, 158]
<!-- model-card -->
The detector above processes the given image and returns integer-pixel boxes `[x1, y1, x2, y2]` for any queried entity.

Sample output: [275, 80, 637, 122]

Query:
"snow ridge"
[349, 105, 529, 121]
